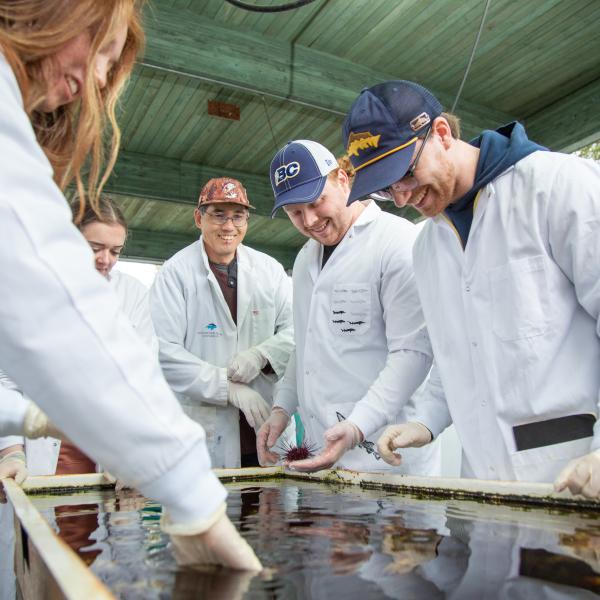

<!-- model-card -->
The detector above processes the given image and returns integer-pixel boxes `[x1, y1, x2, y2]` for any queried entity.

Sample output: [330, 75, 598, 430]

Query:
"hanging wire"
[451, 0, 492, 113]
[224, 0, 320, 12]
[261, 95, 280, 154]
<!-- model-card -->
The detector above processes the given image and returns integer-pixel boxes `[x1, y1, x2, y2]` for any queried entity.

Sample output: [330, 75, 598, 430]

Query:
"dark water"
[31, 479, 600, 599]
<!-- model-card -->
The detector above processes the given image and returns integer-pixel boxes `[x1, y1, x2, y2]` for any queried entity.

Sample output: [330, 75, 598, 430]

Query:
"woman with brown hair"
[0, 0, 261, 571]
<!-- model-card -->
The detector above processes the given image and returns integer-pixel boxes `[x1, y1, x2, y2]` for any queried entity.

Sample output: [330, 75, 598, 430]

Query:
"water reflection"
[29, 480, 600, 599]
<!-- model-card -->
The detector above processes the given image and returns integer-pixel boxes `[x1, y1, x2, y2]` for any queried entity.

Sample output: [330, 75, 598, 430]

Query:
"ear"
[337, 168, 350, 186]
[432, 116, 453, 149]
[193, 208, 203, 230]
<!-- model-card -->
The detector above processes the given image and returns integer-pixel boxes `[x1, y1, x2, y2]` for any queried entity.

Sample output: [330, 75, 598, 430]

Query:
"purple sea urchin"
[279, 439, 318, 462]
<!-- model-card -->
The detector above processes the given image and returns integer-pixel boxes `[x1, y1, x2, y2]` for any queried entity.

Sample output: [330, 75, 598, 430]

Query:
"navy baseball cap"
[343, 80, 443, 204]
[270, 140, 338, 217]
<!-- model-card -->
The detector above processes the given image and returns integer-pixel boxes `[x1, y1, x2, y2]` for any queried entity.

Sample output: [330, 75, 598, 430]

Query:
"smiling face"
[283, 169, 361, 246]
[39, 22, 129, 112]
[385, 117, 477, 218]
[80, 221, 127, 278]
[389, 139, 457, 218]
[194, 203, 249, 264]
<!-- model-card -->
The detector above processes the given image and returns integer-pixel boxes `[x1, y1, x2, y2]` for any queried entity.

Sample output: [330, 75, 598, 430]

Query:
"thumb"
[266, 422, 281, 447]
[554, 463, 573, 492]
[324, 424, 345, 442]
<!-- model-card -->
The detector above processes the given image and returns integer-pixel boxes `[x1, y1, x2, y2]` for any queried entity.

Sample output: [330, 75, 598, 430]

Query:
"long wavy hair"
[0, 0, 144, 214]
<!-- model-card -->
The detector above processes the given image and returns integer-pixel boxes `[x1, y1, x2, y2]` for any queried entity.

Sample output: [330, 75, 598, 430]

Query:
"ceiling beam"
[141, 4, 516, 138]
[524, 77, 600, 152]
[107, 150, 279, 217]
[125, 227, 299, 269]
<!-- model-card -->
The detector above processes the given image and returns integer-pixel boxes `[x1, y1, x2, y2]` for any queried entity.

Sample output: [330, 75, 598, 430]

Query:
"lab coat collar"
[305, 200, 380, 282]
[197, 237, 255, 329]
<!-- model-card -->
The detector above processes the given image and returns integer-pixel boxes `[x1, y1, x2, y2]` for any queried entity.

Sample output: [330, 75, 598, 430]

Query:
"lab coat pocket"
[488, 255, 550, 341]
[510, 436, 592, 482]
[329, 283, 371, 335]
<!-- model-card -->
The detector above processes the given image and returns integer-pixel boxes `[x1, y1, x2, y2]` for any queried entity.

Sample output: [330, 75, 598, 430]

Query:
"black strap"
[513, 413, 595, 451]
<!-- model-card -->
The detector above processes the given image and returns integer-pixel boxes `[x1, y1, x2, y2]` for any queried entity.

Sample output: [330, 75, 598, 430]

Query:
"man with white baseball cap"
[257, 140, 441, 475]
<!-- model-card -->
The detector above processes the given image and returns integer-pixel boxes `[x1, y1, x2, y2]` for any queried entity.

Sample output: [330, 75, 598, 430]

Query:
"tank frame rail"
[4, 468, 600, 599]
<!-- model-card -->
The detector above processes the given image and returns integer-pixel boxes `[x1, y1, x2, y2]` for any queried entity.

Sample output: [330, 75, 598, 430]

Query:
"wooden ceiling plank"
[457, 1, 596, 109]
[525, 76, 600, 151]
[141, 4, 515, 131]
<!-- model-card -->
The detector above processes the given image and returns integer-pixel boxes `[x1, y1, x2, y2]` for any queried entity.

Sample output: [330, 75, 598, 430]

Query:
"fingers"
[286, 455, 335, 472]
[377, 427, 403, 466]
[286, 439, 344, 472]
[243, 408, 256, 429]
[256, 423, 280, 466]
[255, 399, 271, 430]
[554, 456, 600, 499]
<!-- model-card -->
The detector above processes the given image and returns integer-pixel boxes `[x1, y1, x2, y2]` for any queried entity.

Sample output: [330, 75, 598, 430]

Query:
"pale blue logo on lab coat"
[200, 322, 222, 338]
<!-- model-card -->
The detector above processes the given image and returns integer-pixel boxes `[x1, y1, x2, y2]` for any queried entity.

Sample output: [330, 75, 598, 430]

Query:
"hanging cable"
[451, 0, 492, 113]
[261, 95, 280, 154]
[224, 0, 319, 13]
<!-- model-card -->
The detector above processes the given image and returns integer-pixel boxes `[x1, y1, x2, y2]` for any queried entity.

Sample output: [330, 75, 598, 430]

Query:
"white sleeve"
[0, 54, 225, 524]
[273, 348, 299, 415]
[115, 273, 159, 356]
[411, 361, 453, 437]
[149, 265, 228, 404]
[348, 230, 434, 439]
[255, 265, 294, 379]
[546, 156, 600, 449]
[0, 370, 25, 446]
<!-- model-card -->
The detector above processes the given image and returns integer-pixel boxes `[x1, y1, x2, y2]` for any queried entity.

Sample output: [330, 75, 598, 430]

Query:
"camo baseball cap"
[342, 80, 443, 203]
[198, 177, 255, 209]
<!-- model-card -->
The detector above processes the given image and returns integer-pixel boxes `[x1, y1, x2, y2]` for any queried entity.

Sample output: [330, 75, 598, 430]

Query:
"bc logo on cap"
[275, 161, 300, 186]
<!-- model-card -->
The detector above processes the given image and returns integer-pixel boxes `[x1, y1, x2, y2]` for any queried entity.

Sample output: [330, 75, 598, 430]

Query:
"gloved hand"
[102, 471, 129, 492]
[228, 382, 271, 429]
[286, 421, 362, 472]
[164, 503, 263, 571]
[377, 422, 433, 466]
[23, 401, 67, 440]
[256, 408, 291, 466]
[554, 449, 600, 499]
[228, 348, 268, 384]
[0, 450, 27, 485]
[0, 449, 28, 503]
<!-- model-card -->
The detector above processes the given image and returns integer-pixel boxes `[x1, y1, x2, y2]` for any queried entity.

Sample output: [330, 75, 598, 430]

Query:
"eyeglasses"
[370, 127, 432, 202]
[204, 212, 249, 226]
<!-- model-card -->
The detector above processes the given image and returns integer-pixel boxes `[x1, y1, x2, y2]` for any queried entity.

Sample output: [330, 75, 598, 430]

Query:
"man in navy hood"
[342, 80, 600, 499]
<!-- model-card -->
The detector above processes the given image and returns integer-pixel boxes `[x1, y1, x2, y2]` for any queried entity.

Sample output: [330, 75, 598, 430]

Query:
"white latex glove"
[23, 401, 67, 440]
[286, 421, 362, 472]
[256, 408, 291, 466]
[228, 348, 268, 384]
[377, 422, 433, 466]
[0, 450, 27, 485]
[555, 449, 600, 499]
[164, 503, 263, 571]
[228, 382, 271, 429]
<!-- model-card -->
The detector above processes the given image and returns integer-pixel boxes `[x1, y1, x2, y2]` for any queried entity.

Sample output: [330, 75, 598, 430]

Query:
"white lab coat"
[109, 269, 158, 356]
[276, 201, 441, 474]
[0, 269, 159, 474]
[0, 52, 225, 521]
[413, 151, 600, 482]
[150, 239, 294, 468]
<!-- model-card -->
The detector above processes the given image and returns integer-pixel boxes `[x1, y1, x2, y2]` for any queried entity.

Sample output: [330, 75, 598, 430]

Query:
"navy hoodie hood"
[444, 122, 547, 247]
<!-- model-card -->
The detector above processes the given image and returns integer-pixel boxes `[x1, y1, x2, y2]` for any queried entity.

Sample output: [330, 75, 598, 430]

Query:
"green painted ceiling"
[108, 0, 600, 268]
